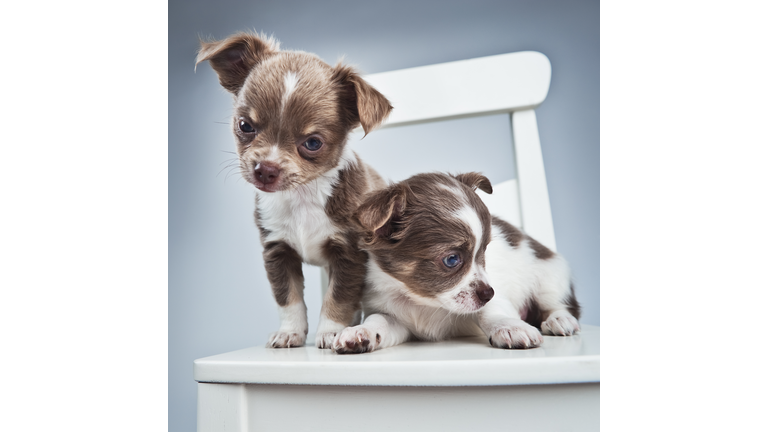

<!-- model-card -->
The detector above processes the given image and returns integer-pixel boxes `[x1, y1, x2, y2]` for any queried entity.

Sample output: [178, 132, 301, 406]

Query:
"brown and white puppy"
[332, 172, 581, 354]
[196, 32, 392, 348]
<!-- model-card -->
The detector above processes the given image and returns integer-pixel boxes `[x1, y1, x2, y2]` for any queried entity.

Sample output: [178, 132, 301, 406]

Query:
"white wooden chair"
[195, 52, 600, 432]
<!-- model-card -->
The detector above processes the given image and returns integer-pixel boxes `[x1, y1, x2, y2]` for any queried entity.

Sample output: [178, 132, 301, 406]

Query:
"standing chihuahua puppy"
[332, 172, 581, 354]
[196, 32, 392, 348]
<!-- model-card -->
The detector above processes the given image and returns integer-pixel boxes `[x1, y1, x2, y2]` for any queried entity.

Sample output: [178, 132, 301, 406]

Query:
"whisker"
[217, 163, 240, 177]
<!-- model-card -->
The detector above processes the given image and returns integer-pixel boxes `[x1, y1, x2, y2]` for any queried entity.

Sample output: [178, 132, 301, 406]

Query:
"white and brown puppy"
[196, 32, 392, 348]
[332, 172, 581, 354]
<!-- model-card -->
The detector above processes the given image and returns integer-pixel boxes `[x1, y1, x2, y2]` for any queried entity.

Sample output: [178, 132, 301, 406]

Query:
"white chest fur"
[257, 159, 352, 266]
[257, 189, 333, 266]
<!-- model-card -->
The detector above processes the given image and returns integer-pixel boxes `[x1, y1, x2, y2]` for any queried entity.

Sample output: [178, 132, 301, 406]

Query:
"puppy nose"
[254, 162, 280, 185]
[475, 284, 495, 305]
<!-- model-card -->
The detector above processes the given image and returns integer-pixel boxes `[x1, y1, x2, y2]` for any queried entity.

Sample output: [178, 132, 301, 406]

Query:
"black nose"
[475, 284, 495, 304]
[254, 162, 281, 185]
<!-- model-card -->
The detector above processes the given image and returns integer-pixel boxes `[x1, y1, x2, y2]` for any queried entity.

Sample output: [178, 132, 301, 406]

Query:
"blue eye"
[303, 138, 323, 151]
[442, 254, 461, 268]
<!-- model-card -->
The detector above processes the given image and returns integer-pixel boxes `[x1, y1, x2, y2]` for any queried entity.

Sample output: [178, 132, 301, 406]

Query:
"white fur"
[268, 301, 308, 348]
[315, 315, 348, 348]
[281, 71, 299, 114]
[263, 145, 281, 164]
[484, 224, 572, 318]
[256, 146, 356, 266]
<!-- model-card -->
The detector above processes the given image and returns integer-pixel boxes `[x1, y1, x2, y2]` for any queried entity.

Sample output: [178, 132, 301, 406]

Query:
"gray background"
[170, 0, 598, 430]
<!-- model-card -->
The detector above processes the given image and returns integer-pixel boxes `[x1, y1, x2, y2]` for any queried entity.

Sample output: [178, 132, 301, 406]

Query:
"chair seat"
[194, 325, 599, 387]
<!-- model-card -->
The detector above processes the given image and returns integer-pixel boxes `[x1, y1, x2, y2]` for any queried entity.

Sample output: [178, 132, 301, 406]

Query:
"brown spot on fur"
[522, 299, 545, 330]
[565, 282, 582, 320]
[491, 216, 523, 248]
[492, 213, 553, 260]
[376, 333, 381, 344]
[526, 235, 554, 260]
[523, 283, 582, 328]
[262, 241, 304, 306]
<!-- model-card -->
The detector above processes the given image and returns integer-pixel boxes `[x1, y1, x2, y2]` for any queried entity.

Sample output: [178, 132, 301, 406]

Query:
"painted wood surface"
[198, 382, 599, 432]
[364, 51, 551, 128]
[195, 325, 599, 386]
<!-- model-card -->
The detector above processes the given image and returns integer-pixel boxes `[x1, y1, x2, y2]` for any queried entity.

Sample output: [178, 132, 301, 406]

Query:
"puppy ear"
[332, 64, 393, 135]
[196, 32, 279, 94]
[454, 172, 493, 194]
[354, 185, 407, 241]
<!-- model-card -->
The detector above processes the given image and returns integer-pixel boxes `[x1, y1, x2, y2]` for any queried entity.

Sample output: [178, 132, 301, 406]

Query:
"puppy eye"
[303, 138, 323, 151]
[238, 120, 255, 134]
[442, 254, 462, 268]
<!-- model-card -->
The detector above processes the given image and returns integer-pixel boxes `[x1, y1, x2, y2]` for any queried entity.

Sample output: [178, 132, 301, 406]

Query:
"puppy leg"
[332, 313, 411, 354]
[315, 238, 367, 348]
[534, 258, 581, 336]
[263, 241, 308, 348]
[478, 297, 543, 349]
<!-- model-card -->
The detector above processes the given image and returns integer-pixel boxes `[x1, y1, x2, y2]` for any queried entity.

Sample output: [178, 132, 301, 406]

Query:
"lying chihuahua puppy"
[332, 172, 581, 353]
[196, 32, 392, 348]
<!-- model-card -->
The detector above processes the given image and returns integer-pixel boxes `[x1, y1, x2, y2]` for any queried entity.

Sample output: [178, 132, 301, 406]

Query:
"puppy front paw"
[332, 327, 378, 354]
[267, 331, 306, 348]
[541, 310, 580, 336]
[488, 323, 543, 349]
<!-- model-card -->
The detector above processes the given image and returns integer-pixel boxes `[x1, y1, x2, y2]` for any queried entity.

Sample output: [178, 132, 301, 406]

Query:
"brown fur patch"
[326, 153, 386, 226]
[526, 235, 554, 260]
[491, 216, 523, 248]
[565, 282, 582, 320]
[523, 283, 582, 327]
[321, 234, 368, 324]
[262, 241, 304, 306]
[522, 299, 545, 330]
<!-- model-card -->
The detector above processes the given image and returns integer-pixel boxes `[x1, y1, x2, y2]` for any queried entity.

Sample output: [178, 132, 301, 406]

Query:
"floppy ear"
[454, 172, 493, 194]
[196, 32, 279, 94]
[332, 64, 393, 135]
[354, 185, 407, 241]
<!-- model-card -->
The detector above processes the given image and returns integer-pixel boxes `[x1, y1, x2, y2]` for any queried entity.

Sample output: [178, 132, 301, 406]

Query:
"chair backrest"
[321, 52, 556, 294]
[364, 51, 556, 250]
